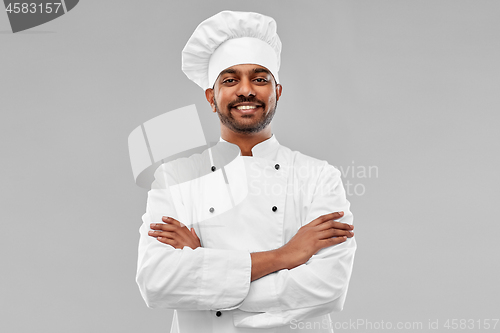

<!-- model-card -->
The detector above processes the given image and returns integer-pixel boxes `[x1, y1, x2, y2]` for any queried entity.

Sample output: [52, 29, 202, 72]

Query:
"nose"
[235, 77, 255, 97]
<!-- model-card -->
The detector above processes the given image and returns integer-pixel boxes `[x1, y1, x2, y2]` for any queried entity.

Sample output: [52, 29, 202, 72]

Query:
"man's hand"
[148, 216, 201, 250]
[278, 212, 354, 270]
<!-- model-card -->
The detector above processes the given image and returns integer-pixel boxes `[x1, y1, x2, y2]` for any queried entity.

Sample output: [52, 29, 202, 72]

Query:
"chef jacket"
[136, 134, 356, 333]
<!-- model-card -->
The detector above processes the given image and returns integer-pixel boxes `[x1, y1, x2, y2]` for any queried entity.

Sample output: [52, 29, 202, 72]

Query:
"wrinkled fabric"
[136, 134, 356, 332]
[182, 10, 281, 89]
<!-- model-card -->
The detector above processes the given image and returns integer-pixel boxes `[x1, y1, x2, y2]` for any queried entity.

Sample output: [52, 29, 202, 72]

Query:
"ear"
[205, 88, 216, 112]
[275, 84, 283, 102]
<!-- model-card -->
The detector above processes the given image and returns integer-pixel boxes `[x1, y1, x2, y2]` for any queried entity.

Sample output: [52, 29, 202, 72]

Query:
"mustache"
[227, 97, 265, 109]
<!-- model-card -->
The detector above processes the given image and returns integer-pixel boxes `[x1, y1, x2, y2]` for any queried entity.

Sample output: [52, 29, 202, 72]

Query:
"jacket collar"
[218, 134, 280, 160]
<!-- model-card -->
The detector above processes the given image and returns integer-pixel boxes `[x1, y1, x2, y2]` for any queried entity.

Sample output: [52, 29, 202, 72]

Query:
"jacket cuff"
[238, 271, 281, 312]
[200, 248, 252, 309]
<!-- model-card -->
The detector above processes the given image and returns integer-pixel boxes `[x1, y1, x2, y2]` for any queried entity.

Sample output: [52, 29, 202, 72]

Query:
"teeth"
[236, 105, 257, 110]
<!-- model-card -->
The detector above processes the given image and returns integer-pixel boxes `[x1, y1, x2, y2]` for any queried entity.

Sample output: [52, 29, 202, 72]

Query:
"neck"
[220, 127, 272, 156]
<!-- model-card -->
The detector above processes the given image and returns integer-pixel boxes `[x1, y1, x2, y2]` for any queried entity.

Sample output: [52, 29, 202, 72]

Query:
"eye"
[254, 78, 268, 83]
[222, 78, 236, 84]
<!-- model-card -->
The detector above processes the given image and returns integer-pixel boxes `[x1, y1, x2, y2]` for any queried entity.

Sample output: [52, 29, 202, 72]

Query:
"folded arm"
[234, 164, 357, 328]
[136, 163, 252, 310]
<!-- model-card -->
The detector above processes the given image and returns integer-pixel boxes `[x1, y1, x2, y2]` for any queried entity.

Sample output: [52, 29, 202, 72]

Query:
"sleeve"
[234, 163, 356, 328]
[135, 163, 252, 310]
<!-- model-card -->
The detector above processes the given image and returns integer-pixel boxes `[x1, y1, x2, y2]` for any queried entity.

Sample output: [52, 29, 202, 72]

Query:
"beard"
[214, 96, 278, 134]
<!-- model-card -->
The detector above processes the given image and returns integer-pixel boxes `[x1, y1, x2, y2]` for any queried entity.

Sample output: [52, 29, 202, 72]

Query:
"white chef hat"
[182, 10, 282, 90]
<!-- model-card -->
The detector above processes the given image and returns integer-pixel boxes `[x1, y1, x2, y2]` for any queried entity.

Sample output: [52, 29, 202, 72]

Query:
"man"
[136, 10, 356, 333]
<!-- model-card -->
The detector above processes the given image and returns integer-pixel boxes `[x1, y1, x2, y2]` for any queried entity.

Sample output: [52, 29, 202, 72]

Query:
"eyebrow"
[219, 67, 271, 77]
[219, 68, 238, 76]
[253, 68, 271, 75]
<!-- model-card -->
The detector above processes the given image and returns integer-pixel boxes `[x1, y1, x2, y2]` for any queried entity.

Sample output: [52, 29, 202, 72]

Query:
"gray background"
[1, 1, 499, 332]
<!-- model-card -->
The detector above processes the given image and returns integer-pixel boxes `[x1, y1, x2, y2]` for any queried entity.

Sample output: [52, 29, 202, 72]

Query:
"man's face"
[206, 64, 282, 134]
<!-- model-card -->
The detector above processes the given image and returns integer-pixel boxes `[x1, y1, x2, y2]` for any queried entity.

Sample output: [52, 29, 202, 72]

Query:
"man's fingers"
[191, 228, 200, 240]
[330, 220, 354, 230]
[319, 236, 347, 248]
[156, 236, 178, 247]
[148, 230, 176, 239]
[318, 229, 354, 240]
[314, 219, 353, 232]
[150, 223, 180, 231]
[309, 212, 345, 227]
[162, 216, 183, 227]
[330, 236, 348, 246]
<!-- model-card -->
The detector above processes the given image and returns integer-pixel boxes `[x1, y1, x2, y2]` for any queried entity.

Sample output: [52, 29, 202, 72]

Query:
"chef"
[136, 10, 357, 333]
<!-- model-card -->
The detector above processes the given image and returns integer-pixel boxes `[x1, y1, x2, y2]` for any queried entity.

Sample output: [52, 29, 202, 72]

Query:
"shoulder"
[280, 144, 341, 179]
[153, 148, 210, 186]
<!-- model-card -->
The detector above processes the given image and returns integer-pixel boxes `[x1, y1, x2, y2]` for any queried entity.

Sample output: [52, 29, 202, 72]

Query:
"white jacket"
[136, 134, 356, 333]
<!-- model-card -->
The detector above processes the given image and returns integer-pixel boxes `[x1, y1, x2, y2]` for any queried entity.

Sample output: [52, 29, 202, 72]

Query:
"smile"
[236, 105, 257, 110]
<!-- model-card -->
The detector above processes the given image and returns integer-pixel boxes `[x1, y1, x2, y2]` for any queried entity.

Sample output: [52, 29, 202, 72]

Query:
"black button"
[272, 206, 277, 212]
[216, 311, 222, 317]
[275, 164, 280, 170]
[209, 207, 214, 213]
[211, 166, 216, 172]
